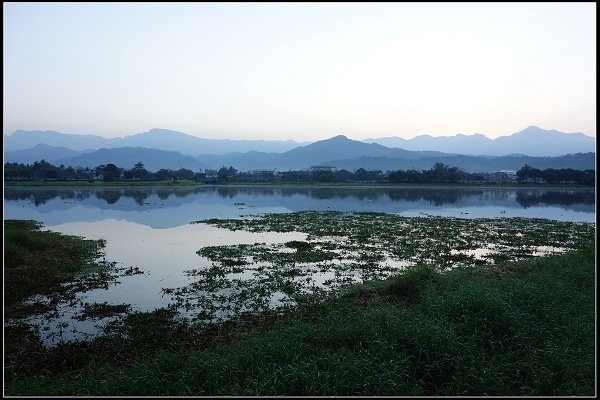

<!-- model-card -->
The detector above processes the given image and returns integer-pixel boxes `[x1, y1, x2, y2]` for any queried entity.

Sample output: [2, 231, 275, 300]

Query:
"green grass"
[5, 180, 590, 189]
[4, 220, 105, 315]
[4, 179, 202, 187]
[5, 240, 595, 396]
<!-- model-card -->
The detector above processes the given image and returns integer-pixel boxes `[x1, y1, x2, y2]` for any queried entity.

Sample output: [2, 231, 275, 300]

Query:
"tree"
[131, 162, 148, 180]
[155, 169, 174, 181]
[516, 164, 541, 183]
[217, 166, 237, 182]
[103, 163, 121, 182]
[176, 168, 195, 181]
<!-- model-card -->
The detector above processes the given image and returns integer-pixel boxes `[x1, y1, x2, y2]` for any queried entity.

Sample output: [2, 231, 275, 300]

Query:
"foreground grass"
[5, 238, 595, 395]
[4, 220, 105, 316]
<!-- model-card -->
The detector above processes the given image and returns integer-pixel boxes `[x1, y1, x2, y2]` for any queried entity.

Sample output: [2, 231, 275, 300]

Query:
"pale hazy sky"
[3, 2, 596, 141]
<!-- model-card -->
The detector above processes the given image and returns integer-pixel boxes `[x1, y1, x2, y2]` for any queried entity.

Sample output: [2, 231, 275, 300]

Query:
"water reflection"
[516, 190, 596, 208]
[4, 185, 595, 227]
[4, 187, 204, 206]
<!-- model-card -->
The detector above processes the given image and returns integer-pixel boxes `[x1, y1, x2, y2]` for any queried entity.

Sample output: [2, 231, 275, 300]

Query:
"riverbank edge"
[4, 180, 594, 190]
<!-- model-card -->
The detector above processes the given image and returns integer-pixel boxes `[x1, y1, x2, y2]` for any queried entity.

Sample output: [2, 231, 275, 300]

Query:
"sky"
[3, 2, 596, 141]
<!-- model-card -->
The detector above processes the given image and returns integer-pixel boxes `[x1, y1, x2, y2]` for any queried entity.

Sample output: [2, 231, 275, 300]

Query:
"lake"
[4, 185, 595, 226]
[3, 185, 595, 345]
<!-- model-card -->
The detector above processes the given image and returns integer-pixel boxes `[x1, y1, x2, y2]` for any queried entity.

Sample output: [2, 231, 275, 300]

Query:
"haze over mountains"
[4, 128, 305, 155]
[365, 126, 596, 157]
[4, 126, 596, 173]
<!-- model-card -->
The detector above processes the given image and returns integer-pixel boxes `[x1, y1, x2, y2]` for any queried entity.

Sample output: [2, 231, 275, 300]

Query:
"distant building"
[249, 169, 276, 175]
[309, 165, 337, 172]
[488, 170, 517, 183]
[498, 170, 517, 177]
[203, 172, 219, 184]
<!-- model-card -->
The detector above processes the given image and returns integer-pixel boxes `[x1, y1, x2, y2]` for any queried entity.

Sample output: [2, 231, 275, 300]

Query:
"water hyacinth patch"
[170, 212, 594, 321]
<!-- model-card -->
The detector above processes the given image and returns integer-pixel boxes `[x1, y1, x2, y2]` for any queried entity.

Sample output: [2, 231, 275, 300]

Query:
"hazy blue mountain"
[177, 135, 597, 172]
[491, 126, 595, 156]
[196, 151, 281, 170]
[364, 126, 596, 156]
[268, 135, 450, 170]
[327, 152, 595, 173]
[55, 147, 207, 171]
[5, 144, 89, 164]
[4, 128, 304, 155]
[6, 129, 596, 173]
[113, 128, 304, 155]
[4, 130, 113, 151]
[192, 135, 453, 170]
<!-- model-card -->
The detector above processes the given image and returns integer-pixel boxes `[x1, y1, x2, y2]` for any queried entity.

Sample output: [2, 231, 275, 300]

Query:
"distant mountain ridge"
[33, 135, 594, 173]
[3, 126, 596, 172]
[5, 126, 596, 158]
[4, 128, 304, 155]
[262, 135, 451, 170]
[364, 126, 595, 156]
[56, 147, 207, 171]
[4, 144, 89, 164]
[326, 153, 596, 173]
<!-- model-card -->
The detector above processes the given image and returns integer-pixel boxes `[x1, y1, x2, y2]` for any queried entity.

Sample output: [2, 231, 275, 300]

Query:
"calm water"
[4, 185, 595, 226]
[4, 185, 595, 345]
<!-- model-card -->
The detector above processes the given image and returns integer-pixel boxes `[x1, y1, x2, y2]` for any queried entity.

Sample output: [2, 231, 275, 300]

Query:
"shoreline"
[3, 180, 595, 190]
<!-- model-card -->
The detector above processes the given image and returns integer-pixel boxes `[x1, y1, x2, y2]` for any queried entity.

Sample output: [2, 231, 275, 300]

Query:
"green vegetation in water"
[74, 302, 131, 321]
[4, 242, 595, 396]
[4, 220, 108, 318]
[3, 219, 147, 371]
[4, 213, 595, 396]
[178, 212, 594, 321]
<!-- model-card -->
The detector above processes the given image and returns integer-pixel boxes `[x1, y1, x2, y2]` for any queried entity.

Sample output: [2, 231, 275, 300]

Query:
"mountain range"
[365, 126, 595, 157]
[3, 128, 304, 155]
[3, 126, 596, 172]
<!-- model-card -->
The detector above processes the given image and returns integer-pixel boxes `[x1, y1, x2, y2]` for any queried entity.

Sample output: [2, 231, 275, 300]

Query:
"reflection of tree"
[353, 190, 382, 202]
[123, 190, 149, 206]
[4, 189, 76, 206]
[156, 190, 171, 200]
[307, 188, 344, 200]
[172, 187, 202, 198]
[95, 190, 123, 205]
[208, 186, 483, 205]
[516, 190, 596, 209]
[5, 186, 596, 213]
[482, 189, 511, 202]
[209, 186, 488, 205]
[32, 190, 59, 206]
[386, 189, 486, 206]
[75, 190, 93, 201]
[216, 187, 238, 199]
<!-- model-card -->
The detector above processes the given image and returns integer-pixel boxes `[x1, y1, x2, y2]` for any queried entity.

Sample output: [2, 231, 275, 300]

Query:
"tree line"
[515, 164, 595, 185]
[3, 160, 595, 186]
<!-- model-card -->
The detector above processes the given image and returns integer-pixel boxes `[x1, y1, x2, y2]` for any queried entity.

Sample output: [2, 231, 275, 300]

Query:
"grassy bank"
[4, 220, 106, 318]
[4, 217, 595, 395]
[4, 179, 202, 188]
[213, 181, 594, 189]
[4, 179, 593, 189]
